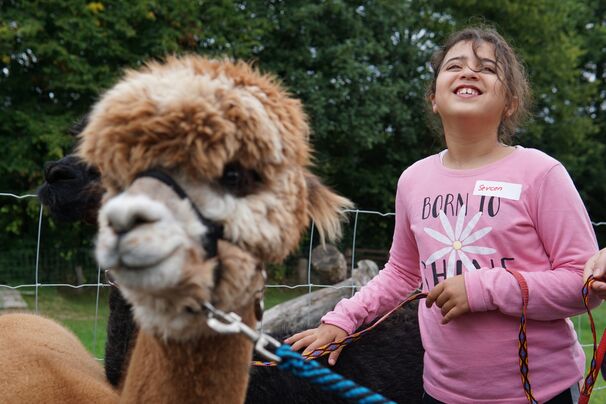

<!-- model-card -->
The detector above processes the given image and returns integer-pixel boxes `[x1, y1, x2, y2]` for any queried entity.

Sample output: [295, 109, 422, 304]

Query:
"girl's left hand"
[426, 275, 470, 324]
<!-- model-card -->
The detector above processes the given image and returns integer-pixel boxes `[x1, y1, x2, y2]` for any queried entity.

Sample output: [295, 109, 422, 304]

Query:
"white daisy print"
[424, 205, 496, 277]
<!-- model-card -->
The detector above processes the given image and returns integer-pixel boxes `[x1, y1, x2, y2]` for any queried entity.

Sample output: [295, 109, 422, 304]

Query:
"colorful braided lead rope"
[275, 344, 396, 404]
[252, 292, 427, 367]
[579, 275, 606, 404]
[506, 269, 539, 404]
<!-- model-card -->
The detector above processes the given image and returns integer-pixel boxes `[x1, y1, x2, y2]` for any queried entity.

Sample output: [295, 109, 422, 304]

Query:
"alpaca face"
[80, 56, 351, 340]
[37, 155, 102, 224]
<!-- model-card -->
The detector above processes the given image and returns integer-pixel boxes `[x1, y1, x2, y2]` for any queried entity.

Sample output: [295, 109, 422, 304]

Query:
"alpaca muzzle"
[134, 169, 224, 258]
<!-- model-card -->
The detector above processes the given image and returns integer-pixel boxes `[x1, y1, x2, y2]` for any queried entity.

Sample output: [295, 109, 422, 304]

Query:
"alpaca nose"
[44, 161, 77, 183]
[102, 195, 164, 236]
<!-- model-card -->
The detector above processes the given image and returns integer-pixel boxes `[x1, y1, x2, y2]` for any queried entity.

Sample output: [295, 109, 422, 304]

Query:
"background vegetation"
[1, 0, 605, 282]
[1, 2, 606, 400]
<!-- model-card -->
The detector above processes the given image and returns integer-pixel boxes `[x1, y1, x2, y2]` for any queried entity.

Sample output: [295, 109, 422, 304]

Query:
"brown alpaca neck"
[119, 306, 255, 404]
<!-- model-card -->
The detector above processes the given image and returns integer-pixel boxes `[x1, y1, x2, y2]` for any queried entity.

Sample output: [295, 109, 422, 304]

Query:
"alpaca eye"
[220, 163, 261, 196]
[222, 164, 243, 188]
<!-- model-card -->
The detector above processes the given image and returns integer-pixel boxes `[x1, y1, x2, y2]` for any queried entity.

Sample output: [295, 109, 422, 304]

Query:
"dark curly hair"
[426, 26, 531, 144]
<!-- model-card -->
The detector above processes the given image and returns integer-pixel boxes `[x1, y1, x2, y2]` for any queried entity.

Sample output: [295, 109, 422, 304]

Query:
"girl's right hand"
[284, 323, 348, 366]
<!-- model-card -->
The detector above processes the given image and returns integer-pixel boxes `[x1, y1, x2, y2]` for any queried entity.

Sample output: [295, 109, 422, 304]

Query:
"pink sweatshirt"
[322, 147, 600, 403]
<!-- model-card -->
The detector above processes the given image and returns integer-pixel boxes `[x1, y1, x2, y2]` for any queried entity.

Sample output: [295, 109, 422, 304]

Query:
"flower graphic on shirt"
[424, 205, 496, 277]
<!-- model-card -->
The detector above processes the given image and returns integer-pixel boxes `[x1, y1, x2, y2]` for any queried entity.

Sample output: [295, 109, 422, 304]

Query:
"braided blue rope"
[275, 344, 396, 404]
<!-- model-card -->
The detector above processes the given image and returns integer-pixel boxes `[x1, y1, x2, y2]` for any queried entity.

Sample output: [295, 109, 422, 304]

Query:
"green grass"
[19, 286, 110, 358]
[10, 287, 606, 402]
[264, 286, 307, 309]
[15, 286, 304, 356]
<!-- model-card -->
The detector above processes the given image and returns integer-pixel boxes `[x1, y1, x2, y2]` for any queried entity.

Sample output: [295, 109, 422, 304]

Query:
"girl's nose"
[460, 64, 479, 80]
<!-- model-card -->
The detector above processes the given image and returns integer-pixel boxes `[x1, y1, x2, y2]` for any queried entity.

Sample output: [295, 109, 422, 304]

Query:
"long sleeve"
[321, 173, 422, 334]
[465, 163, 600, 320]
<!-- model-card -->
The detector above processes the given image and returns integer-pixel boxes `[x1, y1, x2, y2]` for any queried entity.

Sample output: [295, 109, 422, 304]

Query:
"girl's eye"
[446, 64, 461, 71]
[482, 65, 496, 74]
[220, 163, 262, 196]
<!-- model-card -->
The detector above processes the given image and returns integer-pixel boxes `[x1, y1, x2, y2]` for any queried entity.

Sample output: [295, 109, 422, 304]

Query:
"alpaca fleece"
[78, 56, 350, 261]
[0, 313, 118, 403]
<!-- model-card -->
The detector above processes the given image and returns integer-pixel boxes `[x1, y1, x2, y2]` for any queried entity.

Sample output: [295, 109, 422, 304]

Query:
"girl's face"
[432, 40, 510, 131]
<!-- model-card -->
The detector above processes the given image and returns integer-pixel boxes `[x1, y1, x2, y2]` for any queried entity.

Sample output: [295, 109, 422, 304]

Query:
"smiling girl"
[287, 27, 601, 403]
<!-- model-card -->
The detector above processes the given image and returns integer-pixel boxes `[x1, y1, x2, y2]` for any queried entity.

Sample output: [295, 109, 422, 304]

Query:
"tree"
[0, 0, 270, 279]
[256, 0, 438, 248]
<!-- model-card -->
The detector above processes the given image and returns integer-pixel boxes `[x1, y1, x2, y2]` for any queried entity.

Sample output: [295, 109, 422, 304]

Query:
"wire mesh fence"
[1, 192, 605, 394]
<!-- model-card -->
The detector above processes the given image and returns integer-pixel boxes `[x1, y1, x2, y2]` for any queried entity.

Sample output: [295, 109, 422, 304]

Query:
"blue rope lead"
[275, 344, 397, 404]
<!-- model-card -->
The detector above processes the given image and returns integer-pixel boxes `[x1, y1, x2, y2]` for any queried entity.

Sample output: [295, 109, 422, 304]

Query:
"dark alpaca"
[37, 116, 102, 225]
[38, 152, 424, 401]
[247, 300, 423, 404]
[38, 150, 134, 387]
[37, 155, 103, 225]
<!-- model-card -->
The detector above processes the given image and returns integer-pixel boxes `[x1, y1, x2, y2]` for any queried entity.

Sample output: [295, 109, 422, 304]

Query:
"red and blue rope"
[579, 275, 606, 404]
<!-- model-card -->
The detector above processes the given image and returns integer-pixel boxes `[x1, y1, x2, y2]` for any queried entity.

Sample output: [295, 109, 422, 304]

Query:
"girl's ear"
[430, 94, 438, 114]
[505, 96, 519, 117]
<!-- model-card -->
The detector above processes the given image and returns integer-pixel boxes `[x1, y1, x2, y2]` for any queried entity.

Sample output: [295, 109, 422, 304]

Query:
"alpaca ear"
[304, 171, 353, 244]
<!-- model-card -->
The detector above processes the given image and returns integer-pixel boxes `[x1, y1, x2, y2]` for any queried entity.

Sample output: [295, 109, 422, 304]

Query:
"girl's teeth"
[457, 88, 478, 95]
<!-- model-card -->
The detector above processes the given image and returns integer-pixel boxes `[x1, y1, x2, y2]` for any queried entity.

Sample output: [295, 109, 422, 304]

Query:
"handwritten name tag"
[473, 180, 522, 201]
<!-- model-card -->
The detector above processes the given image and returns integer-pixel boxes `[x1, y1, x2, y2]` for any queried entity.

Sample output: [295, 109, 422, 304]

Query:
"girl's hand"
[284, 323, 348, 366]
[584, 248, 606, 300]
[426, 274, 470, 324]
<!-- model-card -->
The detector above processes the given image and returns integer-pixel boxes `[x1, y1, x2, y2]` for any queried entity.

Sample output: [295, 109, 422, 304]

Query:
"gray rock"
[311, 244, 347, 284]
[0, 288, 28, 310]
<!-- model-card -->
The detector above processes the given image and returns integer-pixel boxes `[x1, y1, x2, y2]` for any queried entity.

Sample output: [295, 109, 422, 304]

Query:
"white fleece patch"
[96, 193, 190, 291]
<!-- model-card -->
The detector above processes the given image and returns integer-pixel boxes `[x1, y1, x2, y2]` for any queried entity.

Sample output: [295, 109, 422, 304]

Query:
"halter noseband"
[135, 169, 224, 258]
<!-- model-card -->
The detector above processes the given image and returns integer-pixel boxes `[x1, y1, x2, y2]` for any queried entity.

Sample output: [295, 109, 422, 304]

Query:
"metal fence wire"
[0, 192, 605, 394]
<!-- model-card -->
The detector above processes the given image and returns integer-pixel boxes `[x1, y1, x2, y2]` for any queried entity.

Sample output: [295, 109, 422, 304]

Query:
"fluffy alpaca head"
[78, 55, 352, 340]
[37, 155, 102, 224]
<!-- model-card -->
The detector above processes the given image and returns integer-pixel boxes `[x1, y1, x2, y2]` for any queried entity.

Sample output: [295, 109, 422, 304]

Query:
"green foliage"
[0, 0, 269, 257]
[1, 0, 605, 258]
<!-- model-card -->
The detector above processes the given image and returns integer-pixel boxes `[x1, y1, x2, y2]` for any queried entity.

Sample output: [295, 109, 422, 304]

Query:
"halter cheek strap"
[134, 169, 224, 258]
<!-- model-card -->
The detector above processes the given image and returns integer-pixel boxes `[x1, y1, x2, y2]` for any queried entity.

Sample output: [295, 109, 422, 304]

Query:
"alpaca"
[246, 300, 424, 404]
[38, 148, 136, 387]
[37, 150, 425, 402]
[0, 313, 118, 403]
[0, 55, 351, 403]
[37, 154, 102, 225]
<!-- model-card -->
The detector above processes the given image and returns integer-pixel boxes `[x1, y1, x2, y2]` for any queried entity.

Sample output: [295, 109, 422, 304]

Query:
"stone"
[0, 288, 28, 310]
[311, 244, 347, 284]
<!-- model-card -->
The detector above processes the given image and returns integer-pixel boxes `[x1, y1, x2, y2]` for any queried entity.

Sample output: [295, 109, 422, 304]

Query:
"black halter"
[135, 169, 223, 258]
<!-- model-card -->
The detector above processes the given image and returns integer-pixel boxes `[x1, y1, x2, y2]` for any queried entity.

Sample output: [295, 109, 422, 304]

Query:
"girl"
[287, 27, 601, 403]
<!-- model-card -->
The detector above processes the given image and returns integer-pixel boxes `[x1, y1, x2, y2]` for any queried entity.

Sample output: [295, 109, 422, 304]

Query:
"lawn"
[17, 286, 304, 356]
[10, 286, 606, 402]
[20, 286, 110, 358]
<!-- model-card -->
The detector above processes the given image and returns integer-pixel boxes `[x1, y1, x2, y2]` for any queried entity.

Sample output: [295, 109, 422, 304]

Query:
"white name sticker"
[473, 180, 522, 201]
